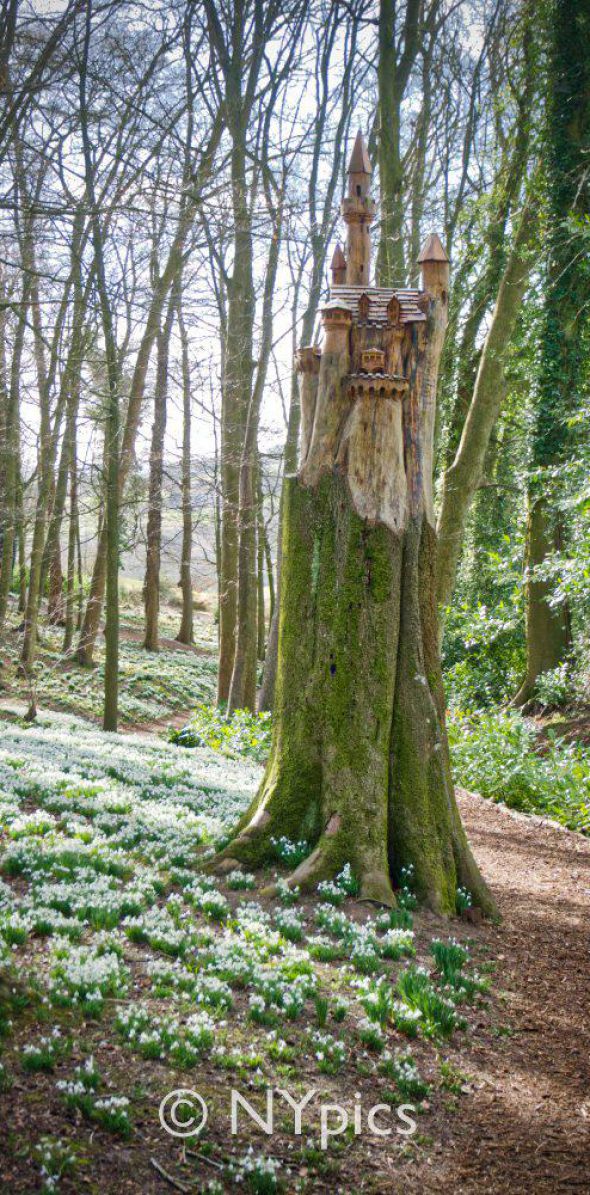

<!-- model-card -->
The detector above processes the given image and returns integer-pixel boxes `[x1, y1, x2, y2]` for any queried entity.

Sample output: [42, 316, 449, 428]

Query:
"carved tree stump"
[216, 138, 497, 917]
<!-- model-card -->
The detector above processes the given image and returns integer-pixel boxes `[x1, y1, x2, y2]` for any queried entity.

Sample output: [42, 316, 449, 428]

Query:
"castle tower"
[341, 130, 375, 286]
[418, 232, 450, 302]
[330, 243, 346, 285]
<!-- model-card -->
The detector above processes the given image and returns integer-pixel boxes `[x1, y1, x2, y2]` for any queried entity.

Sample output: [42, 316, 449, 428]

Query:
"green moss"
[220, 479, 495, 917]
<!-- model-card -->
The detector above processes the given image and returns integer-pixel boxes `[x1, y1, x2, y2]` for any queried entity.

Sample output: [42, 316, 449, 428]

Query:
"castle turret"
[418, 233, 450, 302]
[341, 131, 375, 286]
[330, 243, 346, 285]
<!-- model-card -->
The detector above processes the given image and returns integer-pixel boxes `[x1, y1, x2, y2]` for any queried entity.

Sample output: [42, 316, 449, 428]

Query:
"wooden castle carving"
[296, 130, 449, 535]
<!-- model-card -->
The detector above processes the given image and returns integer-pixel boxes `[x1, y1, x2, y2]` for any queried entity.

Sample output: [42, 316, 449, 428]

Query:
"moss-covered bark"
[512, 497, 571, 708]
[216, 473, 497, 917]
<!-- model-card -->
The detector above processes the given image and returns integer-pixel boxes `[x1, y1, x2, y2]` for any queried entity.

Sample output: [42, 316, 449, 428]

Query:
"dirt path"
[426, 791, 590, 1194]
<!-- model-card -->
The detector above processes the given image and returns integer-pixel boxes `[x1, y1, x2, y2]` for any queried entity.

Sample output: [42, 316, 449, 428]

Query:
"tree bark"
[436, 193, 537, 616]
[0, 277, 27, 630]
[176, 303, 194, 646]
[19, 186, 81, 667]
[226, 164, 283, 712]
[216, 128, 255, 704]
[376, 0, 422, 285]
[63, 426, 78, 655]
[79, 0, 120, 731]
[512, 499, 571, 707]
[143, 290, 176, 651]
[513, 0, 589, 704]
[256, 460, 266, 662]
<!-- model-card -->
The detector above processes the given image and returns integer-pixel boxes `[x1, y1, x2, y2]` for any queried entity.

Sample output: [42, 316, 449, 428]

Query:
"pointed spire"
[331, 243, 346, 269]
[347, 129, 372, 176]
[330, 242, 347, 285]
[417, 232, 449, 264]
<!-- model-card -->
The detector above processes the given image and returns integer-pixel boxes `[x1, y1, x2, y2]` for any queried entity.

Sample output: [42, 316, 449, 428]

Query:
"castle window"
[356, 185, 361, 196]
[361, 348, 385, 373]
[387, 296, 401, 325]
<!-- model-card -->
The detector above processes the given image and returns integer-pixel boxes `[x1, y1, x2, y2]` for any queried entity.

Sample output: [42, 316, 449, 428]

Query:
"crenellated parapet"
[347, 373, 408, 401]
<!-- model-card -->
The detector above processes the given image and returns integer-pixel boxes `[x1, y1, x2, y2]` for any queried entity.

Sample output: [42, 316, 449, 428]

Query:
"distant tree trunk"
[75, 245, 185, 667]
[80, 0, 120, 731]
[263, 513, 274, 625]
[257, 326, 305, 713]
[226, 390, 258, 713]
[408, 42, 432, 284]
[442, 47, 534, 467]
[176, 304, 193, 646]
[73, 105, 221, 667]
[19, 219, 54, 668]
[513, 0, 588, 705]
[217, 128, 255, 704]
[257, 371, 298, 713]
[47, 542, 64, 625]
[226, 151, 284, 713]
[63, 430, 78, 654]
[16, 461, 26, 614]
[76, 502, 83, 630]
[0, 278, 27, 630]
[256, 460, 266, 662]
[43, 216, 86, 625]
[0, 271, 7, 568]
[143, 290, 176, 651]
[513, 500, 571, 706]
[376, 0, 423, 285]
[436, 194, 538, 616]
[206, 0, 304, 707]
[20, 187, 81, 667]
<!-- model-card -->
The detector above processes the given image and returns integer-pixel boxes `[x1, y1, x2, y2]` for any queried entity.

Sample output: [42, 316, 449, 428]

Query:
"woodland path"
[413, 790, 590, 1195]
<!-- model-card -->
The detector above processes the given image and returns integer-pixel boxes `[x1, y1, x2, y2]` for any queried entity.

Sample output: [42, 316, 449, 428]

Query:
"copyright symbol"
[159, 1089, 208, 1138]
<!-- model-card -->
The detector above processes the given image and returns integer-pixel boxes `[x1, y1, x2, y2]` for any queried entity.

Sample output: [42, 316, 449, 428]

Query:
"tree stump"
[216, 136, 497, 918]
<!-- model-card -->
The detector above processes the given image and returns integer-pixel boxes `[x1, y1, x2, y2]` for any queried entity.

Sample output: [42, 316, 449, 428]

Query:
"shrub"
[448, 708, 590, 833]
[169, 704, 272, 762]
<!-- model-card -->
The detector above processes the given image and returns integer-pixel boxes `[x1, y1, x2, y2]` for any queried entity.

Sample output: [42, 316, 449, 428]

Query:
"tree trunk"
[63, 430, 78, 655]
[16, 465, 26, 614]
[436, 193, 537, 616]
[377, 0, 407, 284]
[225, 157, 283, 713]
[256, 461, 266, 662]
[0, 278, 26, 630]
[74, 108, 222, 666]
[79, 0, 120, 731]
[217, 130, 256, 705]
[47, 541, 64, 625]
[226, 443, 258, 712]
[216, 235, 497, 918]
[513, 0, 589, 704]
[19, 212, 71, 668]
[143, 292, 175, 651]
[176, 304, 193, 646]
[512, 498, 571, 707]
[19, 192, 80, 668]
[257, 297, 320, 712]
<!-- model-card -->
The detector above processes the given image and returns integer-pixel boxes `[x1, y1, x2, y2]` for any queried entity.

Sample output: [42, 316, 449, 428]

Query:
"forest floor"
[0, 598, 218, 727]
[434, 790, 590, 1193]
[0, 602, 588, 1192]
[0, 707, 587, 1192]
